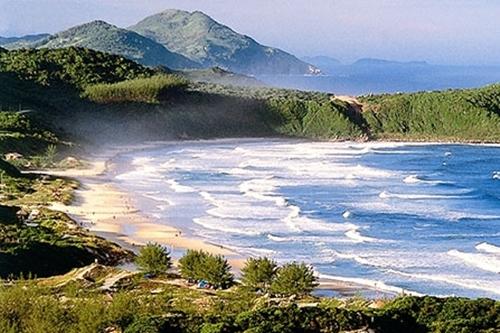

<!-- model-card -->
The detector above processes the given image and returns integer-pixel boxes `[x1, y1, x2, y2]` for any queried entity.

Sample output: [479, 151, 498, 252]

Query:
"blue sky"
[1, 0, 499, 65]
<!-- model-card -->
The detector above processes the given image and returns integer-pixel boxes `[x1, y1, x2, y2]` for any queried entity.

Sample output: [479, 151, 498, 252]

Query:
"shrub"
[178, 250, 234, 289]
[178, 249, 207, 281]
[135, 243, 172, 276]
[202, 254, 234, 289]
[270, 262, 318, 297]
[241, 257, 277, 292]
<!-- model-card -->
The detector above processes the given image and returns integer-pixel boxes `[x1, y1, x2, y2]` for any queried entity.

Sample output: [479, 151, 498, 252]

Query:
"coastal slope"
[32, 20, 199, 69]
[129, 9, 319, 75]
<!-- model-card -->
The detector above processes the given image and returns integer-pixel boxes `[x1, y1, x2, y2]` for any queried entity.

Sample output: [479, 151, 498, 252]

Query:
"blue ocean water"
[257, 65, 500, 95]
[113, 139, 500, 299]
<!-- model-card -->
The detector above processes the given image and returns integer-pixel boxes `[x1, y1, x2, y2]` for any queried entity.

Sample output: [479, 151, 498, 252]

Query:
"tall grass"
[83, 74, 189, 104]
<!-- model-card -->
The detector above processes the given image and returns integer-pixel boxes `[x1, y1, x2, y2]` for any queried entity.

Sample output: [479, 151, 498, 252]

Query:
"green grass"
[83, 74, 189, 104]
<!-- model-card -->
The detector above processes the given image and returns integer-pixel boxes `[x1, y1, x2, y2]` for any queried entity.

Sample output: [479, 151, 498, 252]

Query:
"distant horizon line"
[1, 9, 499, 68]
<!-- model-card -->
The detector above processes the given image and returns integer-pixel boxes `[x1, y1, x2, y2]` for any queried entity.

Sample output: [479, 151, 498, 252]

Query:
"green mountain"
[177, 67, 265, 87]
[34, 20, 199, 69]
[130, 9, 319, 75]
[0, 33, 50, 49]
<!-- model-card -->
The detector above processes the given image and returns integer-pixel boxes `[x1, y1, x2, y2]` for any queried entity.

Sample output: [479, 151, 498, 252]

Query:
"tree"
[178, 249, 206, 281]
[203, 254, 234, 289]
[135, 243, 171, 276]
[241, 257, 277, 292]
[270, 262, 318, 297]
[178, 250, 234, 289]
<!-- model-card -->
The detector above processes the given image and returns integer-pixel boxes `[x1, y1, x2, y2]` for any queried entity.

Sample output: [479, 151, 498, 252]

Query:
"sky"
[0, 0, 499, 65]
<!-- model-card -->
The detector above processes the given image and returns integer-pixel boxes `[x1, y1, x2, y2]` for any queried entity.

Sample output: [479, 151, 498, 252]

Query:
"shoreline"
[45, 141, 439, 297]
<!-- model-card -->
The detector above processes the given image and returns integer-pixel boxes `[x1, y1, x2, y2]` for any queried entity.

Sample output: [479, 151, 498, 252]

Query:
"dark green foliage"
[0, 282, 498, 333]
[361, 84, 500, 141]
[178, 249, 206, 281]
[84, 74, 189, 104]
[0, 159, 22, 178]
[270, 262, 318, 296]
[373, 296, 500, 333]
[135, 243, 172, 276]
[35, 20, 198, 69]
[178, 250, 234, 289]
[202, 254, 234, 289]
[0, 112, 31, 132]
[0, 47, 152, 88]
[241, 257, 277, 292]
[235, 305, 340, 333]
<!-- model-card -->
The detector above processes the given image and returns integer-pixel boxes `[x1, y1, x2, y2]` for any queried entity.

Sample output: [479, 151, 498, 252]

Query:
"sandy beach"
[42, 147, 395, 296]
[46, 153, 240, 264]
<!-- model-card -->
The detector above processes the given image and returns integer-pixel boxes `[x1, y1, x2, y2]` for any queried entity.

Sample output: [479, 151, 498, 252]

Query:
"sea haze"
[258, 64, 500, 95]
[113, 139, 500, 299]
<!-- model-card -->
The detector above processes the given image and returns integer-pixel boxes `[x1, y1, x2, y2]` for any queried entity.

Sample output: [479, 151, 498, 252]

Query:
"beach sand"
[43, 150, 390, 296]
[46, 157, 240, 265]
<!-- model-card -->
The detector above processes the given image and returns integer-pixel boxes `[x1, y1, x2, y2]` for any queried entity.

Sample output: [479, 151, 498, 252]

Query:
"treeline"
[0, 47, 151, 88]
[2, 46, 500, 144]
[361, 84, 500, 141]
[0, 279, 497, 333]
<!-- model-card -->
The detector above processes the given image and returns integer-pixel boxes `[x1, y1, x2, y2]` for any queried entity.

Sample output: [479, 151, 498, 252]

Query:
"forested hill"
[32, 20, 199, 70]
[1, 47, 500, 159]
[1, 9, 318, 75]
[129, 9, 319, 75]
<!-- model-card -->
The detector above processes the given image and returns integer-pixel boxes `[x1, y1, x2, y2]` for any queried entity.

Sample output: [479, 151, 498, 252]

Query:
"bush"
[178, 249, 206, 281]
[241, 257, 277, 292]
[135, 243, 172, 276]
[270, 262, 318, 297]
[178, 250, 234, 289]
[203, 254, 234, 289]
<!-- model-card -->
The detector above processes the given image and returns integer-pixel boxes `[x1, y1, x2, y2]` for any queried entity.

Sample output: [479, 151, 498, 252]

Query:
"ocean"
[112, 139, 500, 299]
[257, 65, 500, 95]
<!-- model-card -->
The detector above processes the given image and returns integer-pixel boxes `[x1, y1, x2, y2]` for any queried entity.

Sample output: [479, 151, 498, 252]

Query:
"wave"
[267, 234, 288, 242]
[379, 190, 468, 200]
[166, 179, 196, 193]
[403, 174, 450, 185]
[476, 242, 500, 254]
[342, 210, 352, 219]
[344, 229, 381, 243]
[493, 171, 500, 180]
[319, 273, 423, 296]
[386, 269, 500, 295]
[142, 192, 173, 205]
[192, 217, 261, 236]
[448, 249, 500, 273]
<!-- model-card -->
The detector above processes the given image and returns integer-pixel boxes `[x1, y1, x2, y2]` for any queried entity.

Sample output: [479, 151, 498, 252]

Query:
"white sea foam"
[403, 174, 450, 185]
[166, 179, 196, 193]
[476, 242, 500, 254]
[345, 229, 381, 243]
[387, 269, 500, 295]
[267, 234, 288, 242]
[319, 274, 424, 296]
[448, 249, 500, 273]
[192, 217, 261, 236]
[379, 190, 467, 200]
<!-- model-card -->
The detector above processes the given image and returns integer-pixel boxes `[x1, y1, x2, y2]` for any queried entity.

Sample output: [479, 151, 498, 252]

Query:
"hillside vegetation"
[33, 21, 199, 70]
[361, 84, 500, 141]
[0, 274, 497, 333]
[1, 46, 500, 151]
[130, 9, 318, 75]
[84, 74, 189, 104]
